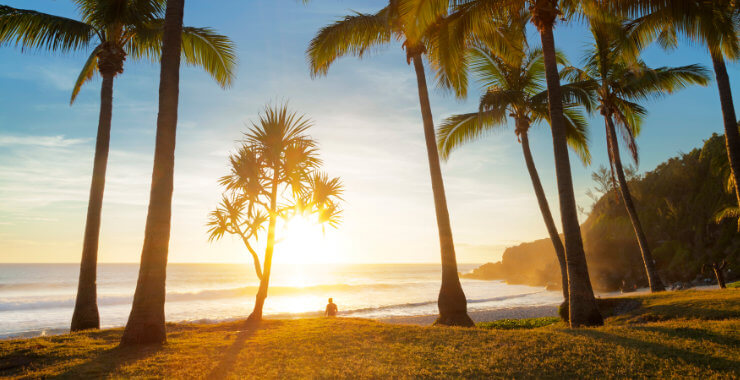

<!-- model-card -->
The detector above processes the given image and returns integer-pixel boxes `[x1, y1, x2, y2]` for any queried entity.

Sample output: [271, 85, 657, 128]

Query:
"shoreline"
[2, 303, 561, 340]
[4, 286, 720, 339]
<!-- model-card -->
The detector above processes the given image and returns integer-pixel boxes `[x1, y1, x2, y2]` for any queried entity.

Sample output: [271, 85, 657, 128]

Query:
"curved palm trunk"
[248, 176, 279, 322]
[605, 116, 665, 292]
[536, 13, 602, 327]
[120, 0, 184, 346]
[710, 53, 740, 208]
[519, 126, 568, 304]
[410, 53, 473, 327]
[70, 73, 115, 332]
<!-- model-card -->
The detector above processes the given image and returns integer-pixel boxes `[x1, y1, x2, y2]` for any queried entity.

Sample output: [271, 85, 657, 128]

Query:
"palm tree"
[120, 0, 185, 346]
[603, 0, 740, 209]
[563, 19, 710, 292]
[208, 105, 343, 322]
[0, 1, 236, 333]
[307, 1, 474, 326]
[411, 0, 603, 327]
[437, 36, 594, 308]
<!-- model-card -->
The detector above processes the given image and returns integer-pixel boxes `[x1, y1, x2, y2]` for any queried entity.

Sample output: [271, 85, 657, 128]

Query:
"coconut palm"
[563, 19, 710, 292]
[208, 106, 343, 322]
[120, 0, 189, 346]
[602, 0, 740, 209]
[437, 35, 595, 307]
[307, 1, 474, 326]
[0, 1, 236, 333]
[405, 0, 603, 327]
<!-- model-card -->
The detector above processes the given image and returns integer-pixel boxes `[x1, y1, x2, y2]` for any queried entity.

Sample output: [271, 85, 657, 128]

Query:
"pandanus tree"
[601, 1, 740, 210]
[208, 104, 343, 322]
[562, 19, 710, 292]
[437, 32, 595, 307]
[0, 0, 236, 333]
[307, 0, 474, 326]
[406, 0, 603, 327]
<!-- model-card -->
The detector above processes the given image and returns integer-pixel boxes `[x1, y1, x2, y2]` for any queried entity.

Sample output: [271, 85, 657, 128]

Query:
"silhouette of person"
[325, 297, 338, 317]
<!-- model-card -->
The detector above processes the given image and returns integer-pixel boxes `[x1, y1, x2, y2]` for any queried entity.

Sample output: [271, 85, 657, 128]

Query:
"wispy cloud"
[0, 134, 90, 147]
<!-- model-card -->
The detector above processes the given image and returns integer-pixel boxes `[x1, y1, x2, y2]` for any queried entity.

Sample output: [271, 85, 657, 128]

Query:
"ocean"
[0, 263, 562, 339]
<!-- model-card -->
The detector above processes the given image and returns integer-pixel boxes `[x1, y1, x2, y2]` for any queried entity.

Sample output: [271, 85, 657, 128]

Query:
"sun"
[278, 215, 339, 265]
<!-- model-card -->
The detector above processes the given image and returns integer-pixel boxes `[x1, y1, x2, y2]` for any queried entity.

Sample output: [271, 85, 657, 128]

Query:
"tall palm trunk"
[534, 3, 602, 327]
[248, 176, 279, 322]
[120, 0, 185, 346]
[605, 115, 665, 292]
[70, 73, 115, 332]
[711, 53, 740, 208]
[410, 53, 473, 327]
[518, 123, 568, 304]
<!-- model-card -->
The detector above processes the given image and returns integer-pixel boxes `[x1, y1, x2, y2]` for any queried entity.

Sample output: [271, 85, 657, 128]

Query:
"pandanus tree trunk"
[248, 176, 279, 322]
[711, 53, 740, 208]
[410, 52, 473, 327]
[533, 0, 602, 327]
[70, 72, 115, 332]
[604, 115, 665, 292]
[518, 122, 568, 305]
[120, 0, 185, 346]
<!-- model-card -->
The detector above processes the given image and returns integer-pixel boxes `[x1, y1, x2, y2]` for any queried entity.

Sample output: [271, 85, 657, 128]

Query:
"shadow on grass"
[207, 321, 261, 379]
[55, 341, 163, 379]
[565, 329, 740, 375]
[636, 325, 740, 348]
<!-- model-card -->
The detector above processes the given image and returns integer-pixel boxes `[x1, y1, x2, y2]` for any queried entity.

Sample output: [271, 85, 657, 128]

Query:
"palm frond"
[714, 205, 740, 224]
[562, 106, 592, 165]
[307, 7, 393, 77]
[617, 64, 711, 102]
[126, 21, 237, 88]
[70, 44, 102, 104]
[436, 109, 507, 160]
[0, 5, 94, 52]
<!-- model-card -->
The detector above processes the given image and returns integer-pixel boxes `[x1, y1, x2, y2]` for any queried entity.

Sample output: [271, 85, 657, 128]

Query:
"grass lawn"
[1, 289, 738, 379]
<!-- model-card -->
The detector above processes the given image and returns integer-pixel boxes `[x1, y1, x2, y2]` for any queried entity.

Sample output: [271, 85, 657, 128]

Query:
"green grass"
[1, 290, 738, 379]
[728, 281, 740, 289]
[478, 317, 561, 330]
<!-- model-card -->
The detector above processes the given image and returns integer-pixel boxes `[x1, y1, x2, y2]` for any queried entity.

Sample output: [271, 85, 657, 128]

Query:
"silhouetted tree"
[436, 12, 595, 307]
[0, 1, 235, 332]
[564, 18, 710, 292]
[307, 0, 474, 326]
[208, 104, 343, 322]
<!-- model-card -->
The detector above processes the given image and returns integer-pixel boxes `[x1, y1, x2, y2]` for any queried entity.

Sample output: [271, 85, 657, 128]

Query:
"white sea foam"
[0, 263, 562, 339]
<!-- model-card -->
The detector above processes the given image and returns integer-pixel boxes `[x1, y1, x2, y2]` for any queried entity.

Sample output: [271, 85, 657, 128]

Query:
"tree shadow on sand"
[564, 328, 740, 376]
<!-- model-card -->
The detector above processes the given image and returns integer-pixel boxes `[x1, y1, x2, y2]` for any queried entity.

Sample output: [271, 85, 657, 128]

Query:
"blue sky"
[0, 0, 738, 264]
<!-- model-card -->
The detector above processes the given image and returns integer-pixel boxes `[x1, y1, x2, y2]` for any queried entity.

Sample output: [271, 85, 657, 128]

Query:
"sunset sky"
[1, 0, 738, 264]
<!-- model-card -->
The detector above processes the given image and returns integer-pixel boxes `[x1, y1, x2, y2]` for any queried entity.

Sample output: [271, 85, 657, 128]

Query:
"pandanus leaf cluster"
[208, 105, 343, 280]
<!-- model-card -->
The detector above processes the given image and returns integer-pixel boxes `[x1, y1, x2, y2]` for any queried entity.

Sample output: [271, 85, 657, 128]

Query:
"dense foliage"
[466, 133, 739, 291]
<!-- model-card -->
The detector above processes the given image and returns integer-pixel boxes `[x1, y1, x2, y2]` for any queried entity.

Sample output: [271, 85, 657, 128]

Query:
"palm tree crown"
[563, 20, 710, 166]
[437, 41, 593, 163]
[0, 0, 236, 101]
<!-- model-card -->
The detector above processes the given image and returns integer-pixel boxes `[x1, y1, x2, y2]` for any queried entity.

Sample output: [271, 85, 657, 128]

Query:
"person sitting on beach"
[325, 298, 338, 317]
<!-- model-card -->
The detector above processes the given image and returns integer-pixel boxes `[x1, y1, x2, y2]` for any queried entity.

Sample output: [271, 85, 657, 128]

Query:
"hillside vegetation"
[0, 290, 737, 379]
[465, 134, 739, 291]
